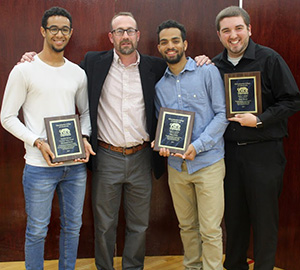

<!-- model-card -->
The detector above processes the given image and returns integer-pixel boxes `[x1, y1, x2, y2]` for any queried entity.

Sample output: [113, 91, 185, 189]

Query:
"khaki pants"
[168, 159, 225, 270]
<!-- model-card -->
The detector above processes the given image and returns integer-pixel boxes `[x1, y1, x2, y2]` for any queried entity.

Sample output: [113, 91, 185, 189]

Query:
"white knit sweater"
[1, 55, 91, 167]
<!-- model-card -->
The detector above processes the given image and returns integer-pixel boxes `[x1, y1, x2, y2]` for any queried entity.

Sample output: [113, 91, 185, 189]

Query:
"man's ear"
[184, 40, 188, 51]
[40, 26, 46, 37]
[157, 44, 161, 52]
[108, 32, 114, 44]
[69, 28, 73, 38]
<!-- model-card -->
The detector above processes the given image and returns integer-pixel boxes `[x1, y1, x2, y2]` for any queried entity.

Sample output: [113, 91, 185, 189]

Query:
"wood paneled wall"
[244, 2, 300, 269]
[0, 1, 299, 269]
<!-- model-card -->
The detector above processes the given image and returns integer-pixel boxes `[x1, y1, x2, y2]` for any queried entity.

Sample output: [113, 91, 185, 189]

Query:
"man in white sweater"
[0, 6, 94, 270]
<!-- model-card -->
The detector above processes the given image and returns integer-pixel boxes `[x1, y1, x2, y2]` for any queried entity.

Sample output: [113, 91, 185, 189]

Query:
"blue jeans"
[22, 163, 87, 270]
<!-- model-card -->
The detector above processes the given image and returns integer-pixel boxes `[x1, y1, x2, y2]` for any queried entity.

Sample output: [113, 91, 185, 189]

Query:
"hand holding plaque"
[154, 108, 195, 154]
[44, 114, 86, 163]
[224, 71, 262, 118]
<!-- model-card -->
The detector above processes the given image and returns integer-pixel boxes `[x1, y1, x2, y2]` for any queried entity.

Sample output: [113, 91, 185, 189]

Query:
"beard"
[51, 44, 66, 53]
[162, 50, 184, 64]
[118, 39, 137, 55]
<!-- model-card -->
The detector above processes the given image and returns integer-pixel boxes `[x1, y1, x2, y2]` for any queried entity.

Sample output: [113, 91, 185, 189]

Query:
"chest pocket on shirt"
[185, 91, 206, 111]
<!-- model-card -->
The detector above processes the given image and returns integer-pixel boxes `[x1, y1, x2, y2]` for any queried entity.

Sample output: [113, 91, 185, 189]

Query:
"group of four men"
[1, 4, 299, 270]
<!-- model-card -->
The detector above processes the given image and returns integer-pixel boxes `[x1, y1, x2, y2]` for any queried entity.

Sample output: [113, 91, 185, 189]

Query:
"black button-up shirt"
[213, 39, 300, 142]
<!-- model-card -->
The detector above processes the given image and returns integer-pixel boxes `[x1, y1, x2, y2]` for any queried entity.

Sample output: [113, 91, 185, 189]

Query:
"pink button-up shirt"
[97, 50, 149, 147]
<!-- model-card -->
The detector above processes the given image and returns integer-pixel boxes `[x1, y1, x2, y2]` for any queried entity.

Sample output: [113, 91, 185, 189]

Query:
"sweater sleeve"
[75, 72, 91, 137]
[1, 66, 39, 146]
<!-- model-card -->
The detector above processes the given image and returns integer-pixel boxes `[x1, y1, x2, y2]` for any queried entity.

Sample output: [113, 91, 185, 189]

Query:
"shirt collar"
[164, 57, 195, 77]
[113, 49, 140, 67]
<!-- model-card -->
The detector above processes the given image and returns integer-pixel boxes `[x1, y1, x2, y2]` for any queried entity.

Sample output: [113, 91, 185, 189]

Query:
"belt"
[98, 141, 149, 155]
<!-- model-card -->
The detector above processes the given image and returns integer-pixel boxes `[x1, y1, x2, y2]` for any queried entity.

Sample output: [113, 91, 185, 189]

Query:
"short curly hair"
[41, 6, 72, 29]
[157, 20, 186, 43]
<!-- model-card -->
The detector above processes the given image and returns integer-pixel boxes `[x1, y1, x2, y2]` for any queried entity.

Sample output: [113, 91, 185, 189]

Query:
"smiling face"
[217, 16, 251, 58]
[108, 15, 140, 56]
[157, 27, 187, 65]
[41, 15, 73, 53]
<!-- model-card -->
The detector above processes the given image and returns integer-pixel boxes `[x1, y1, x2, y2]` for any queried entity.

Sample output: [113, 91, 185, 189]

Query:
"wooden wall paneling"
[244, 1, 300, 269]
[11, 0, 300, 265]
[0, 0, 43, 259]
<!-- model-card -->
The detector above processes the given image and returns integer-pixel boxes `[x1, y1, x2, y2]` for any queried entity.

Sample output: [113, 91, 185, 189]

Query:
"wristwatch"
[256, 117, 263, 128]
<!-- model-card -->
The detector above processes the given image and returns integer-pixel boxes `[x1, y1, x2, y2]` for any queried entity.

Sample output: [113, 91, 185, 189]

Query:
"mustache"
[164, 49, 178, 55]
[120, 39, 132, 44]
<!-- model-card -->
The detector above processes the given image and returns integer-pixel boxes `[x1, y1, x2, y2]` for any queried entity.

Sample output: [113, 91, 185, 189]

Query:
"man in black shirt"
[212, 6, 300, 270]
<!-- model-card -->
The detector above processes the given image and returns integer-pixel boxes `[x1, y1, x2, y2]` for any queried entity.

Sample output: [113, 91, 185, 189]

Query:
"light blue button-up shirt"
[155, 57, 228, 174]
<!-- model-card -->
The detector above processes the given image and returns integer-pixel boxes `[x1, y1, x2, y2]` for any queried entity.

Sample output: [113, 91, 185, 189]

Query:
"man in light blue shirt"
[154, 20, 228, 270]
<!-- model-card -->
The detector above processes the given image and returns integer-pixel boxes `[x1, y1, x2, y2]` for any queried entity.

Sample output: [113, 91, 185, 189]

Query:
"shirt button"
[193, 95, 197, 98]
[177, 80, 180, 83]
[178, 94, 181, 97]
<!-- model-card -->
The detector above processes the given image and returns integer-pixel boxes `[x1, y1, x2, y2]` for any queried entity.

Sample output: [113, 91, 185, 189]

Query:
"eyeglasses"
[45, 26, 71, 35]
[111, 28, 138, 36]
